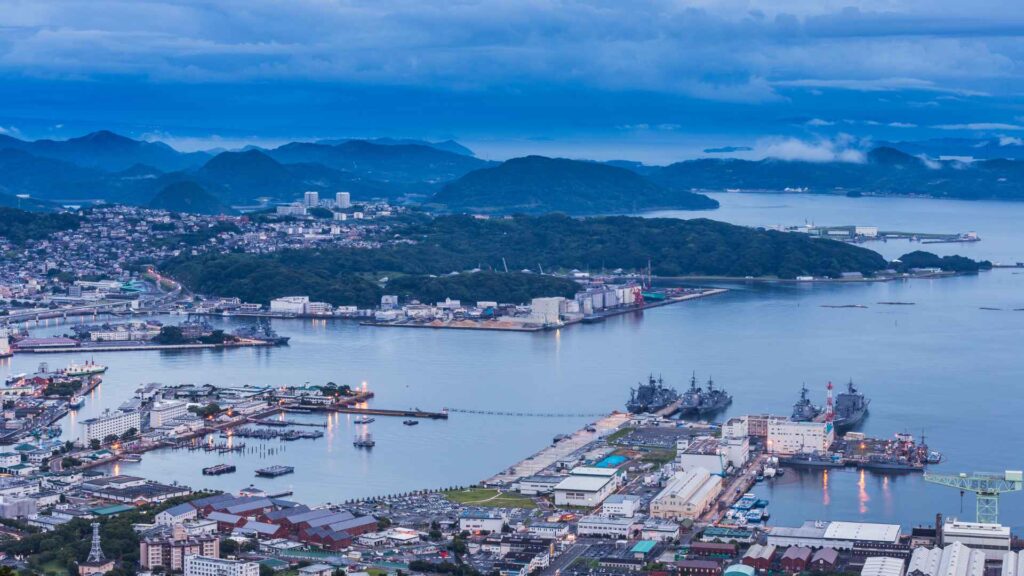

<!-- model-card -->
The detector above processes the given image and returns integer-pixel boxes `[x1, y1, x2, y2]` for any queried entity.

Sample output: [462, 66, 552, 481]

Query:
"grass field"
[38, 560, 69, 576]
[444, 487, 536, 508]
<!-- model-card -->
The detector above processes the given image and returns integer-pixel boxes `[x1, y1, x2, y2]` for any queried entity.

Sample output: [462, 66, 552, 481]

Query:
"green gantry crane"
[924, 470, 1023, 524]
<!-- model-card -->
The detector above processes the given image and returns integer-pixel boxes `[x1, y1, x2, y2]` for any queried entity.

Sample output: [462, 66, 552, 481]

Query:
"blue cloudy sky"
[1, 0, 1022, 163]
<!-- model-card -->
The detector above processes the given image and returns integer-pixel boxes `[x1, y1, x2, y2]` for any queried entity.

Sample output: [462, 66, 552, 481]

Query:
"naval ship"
[791, 385, 822, 422]
[679, 374, 732, 417]
[626, 375, 680, 414]
[833, 379, 870, 430]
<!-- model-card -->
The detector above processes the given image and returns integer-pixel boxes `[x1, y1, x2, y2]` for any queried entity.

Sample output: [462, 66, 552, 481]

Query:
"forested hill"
[0, 207, 80, 245]
[162, 214, 891, 307]
[433, 156, 719, 214]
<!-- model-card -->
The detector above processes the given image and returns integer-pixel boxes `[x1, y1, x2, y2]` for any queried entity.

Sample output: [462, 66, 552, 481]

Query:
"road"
[543, 542, 591, 576]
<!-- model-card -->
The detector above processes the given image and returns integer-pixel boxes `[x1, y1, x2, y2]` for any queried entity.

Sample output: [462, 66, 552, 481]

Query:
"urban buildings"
[79, 409, 141, 444]
[184, 555, 259, 576]
[649, 467, 722, 520]
[766, 420, 834, 455]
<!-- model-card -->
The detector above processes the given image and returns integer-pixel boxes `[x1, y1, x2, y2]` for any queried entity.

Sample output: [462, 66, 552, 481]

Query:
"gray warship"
[791, 385, 822, 422]
[626, 375, 680, 414]
[679, 374, 733, 416]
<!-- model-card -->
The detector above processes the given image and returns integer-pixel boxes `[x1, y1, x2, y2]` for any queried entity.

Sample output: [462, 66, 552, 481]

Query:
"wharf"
[325, 406, 449, 419]
[483, 412, 631, 486]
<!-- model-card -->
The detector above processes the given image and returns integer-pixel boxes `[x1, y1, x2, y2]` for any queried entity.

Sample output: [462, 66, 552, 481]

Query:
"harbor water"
[2, 192, 1023, 530]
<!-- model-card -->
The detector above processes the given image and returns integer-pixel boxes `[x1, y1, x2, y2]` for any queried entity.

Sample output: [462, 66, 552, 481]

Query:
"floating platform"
[255, 465, 294, 477]
[203, 464, 237, 476]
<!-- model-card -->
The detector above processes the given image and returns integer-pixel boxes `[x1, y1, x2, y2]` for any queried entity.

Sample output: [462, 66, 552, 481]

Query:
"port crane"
[923, 470, 1023, 524]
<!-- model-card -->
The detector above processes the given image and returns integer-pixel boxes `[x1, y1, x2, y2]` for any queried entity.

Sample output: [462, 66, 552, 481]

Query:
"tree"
[121, 428, 138, 441]
[103, 434, 118, 444]
[89, 439, 101, 450]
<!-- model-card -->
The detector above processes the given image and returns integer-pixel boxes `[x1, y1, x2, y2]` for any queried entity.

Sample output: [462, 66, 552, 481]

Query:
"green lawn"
[38, 560, 69, 576]
[606, 427, 635, 443]
[444, 487, 536, 508]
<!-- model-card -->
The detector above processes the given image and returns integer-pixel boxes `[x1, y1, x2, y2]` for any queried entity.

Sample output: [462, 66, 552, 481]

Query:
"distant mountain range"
[1, 131, 1023, 214]
[433, 156, 718, 213]
[0, 131, 488, 208]
[648, 147, 1024, 200]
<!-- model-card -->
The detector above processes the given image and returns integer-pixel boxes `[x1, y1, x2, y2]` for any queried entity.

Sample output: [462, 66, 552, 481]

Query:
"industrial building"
[766, 420, 834, 455]
[676, 436, 749, 474]
[768, 521, 902, 550]
[553, 474, 617, 507]
[602, 494, 642, 517]
[269, 296, 309, 315]
[576, 514, 639, 538]
[861, 557, 906, 576]
[940, 518, 1011, 558]
[1001, 550, 1024, 576]
[907, 542, 984, 576]
[650, 467, 722, 520]
[459, 510, 505, 533]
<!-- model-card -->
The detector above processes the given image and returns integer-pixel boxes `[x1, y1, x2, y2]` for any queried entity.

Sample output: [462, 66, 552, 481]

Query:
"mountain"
[318, 138, 476, 157]
[881, 137, 1024, 160]
[650, 146, 1024, 201]
[148, 181, 236, 215]
[432, 155, 719, 214]
[0, 130, 211, 172]
[266, 140, 491, 183]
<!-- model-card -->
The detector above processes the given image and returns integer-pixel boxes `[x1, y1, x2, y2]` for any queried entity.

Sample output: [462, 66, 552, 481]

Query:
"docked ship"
[779, 452, 845, 469]
[626, 375, 680, 414]
[233, 319, 290, 345]
[679, 374, 732, 416]
[68, 395, 85, 409]
[63, 360, 107, 377]
[791, 385, 822, 422]
[353, 433, 375, 448]
[833, 379, 870, 430]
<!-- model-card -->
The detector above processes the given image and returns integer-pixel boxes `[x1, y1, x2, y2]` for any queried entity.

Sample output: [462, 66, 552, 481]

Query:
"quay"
[483, 412, 631, 486]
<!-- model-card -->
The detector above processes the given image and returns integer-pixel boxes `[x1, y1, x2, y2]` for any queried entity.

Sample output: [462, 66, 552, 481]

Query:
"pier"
[326, 406, 449, 419]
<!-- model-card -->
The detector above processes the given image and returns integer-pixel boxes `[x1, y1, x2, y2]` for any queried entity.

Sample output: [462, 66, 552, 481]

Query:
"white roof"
[555, 475, 614, 493]
[824, 521, 901, 543]
[861, 556, 905, 576]
[571, 466, 618, 477]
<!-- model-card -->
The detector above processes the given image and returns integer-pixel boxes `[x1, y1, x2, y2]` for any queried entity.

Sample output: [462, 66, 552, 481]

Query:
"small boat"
[354, 417, 375, 424]
[68, 395, 85, 409]
[353, 433, 375, 448]
[121, 454, 142, 463]
[403, 419, 419, 426]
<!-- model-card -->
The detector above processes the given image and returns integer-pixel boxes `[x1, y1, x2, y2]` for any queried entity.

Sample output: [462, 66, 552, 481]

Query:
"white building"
[276, 203, 306, 216]
[908, 542, 984, 576]
[459, 510, 505, 533]
[335, 191, 351, 209]
[530, 297, 565, 325]
[649, 467, 722, 520]
[855, 226, 880, 238]
[269, 296, 309, 315]
[862, 557, 905, 576]
[768, 521, 901, 549]
[184, 555, 259, 576]
[676, 436, 749, 475]
[602, 494, 641, 517]
[150, 400, 189, 428]
[304, 301, 332, 315]
[766, 420, 834, 455]
[553, 474, 617, 507]
[941, 518, 1011, 559]
[1001, 551, 1024, 576]
[303, 191, 320, 207]
[80, 410, 142, 444]
[577, 515, 639, 538]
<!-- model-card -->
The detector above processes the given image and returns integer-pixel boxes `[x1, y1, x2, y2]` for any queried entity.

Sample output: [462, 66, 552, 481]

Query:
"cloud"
[916, 154, 942, 169]
[998, 136, 1023, 146]
[933, 123, 1024, 130]
[0, 1, 1020, 103]
[888, 122, 917, 128]
[0, 126, 22, 137]
[754, 135, 866, 163]
[805, 118, 834, 126]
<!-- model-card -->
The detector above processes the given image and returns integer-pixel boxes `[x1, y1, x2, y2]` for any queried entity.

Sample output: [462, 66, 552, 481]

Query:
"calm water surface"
[2, 193, 1022, 529]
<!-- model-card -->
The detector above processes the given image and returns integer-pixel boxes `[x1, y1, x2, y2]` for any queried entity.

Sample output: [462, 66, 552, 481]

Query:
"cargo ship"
[833, 380, 870, 430]
[791, 385, 822, 422]
[62, 360, 107, 377]
[626, 375, 680, 414]
[679, 374, 732, 417]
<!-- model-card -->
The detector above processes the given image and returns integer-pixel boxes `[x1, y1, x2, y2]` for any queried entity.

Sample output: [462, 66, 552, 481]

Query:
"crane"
[923, 470, 1023, 524]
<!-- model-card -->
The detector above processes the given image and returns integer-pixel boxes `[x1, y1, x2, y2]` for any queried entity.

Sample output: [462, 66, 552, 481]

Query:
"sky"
[1, 0, 1023, 163]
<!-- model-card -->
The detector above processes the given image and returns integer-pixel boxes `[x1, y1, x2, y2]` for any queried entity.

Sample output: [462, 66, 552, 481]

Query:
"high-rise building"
[80, 409, 142, 444]
[303, 191, 320, 207]
[141, 525, 220, 571]
[335, 191, 351, 209]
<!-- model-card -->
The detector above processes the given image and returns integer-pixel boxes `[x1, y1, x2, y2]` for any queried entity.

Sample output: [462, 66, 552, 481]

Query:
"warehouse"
[768, 521, 901, 550]
[940, 518, 1011, 558]
[650, 467, 722, 520]
[553, 474, 617, 507]
[577, 515, 639, 539]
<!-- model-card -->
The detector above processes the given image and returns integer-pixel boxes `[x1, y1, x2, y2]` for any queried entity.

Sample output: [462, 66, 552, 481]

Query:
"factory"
[650, 467, 722, 520]
[768, 521, 902, 550]
[907, 542, 984, 576]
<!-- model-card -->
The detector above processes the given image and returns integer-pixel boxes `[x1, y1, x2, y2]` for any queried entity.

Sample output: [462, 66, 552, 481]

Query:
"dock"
[256, 465, 294, 478]
[326, 406, 449, 419]
[483, 412, 631, 486]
